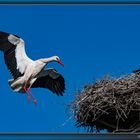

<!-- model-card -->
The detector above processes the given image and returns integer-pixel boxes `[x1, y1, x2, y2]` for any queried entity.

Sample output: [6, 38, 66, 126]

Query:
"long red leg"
[27, 89, 37, 105]
[24, 81, 37, 105]
[24, 80, 30, 103]
[27, 83, 37, 105]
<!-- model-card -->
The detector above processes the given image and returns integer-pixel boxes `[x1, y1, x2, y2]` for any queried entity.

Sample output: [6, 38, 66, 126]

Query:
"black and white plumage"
[0, 31, 65, 104]
[32, 68, 65, 96]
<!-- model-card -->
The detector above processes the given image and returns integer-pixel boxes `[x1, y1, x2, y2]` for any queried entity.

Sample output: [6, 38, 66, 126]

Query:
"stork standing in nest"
[0, 31, 65, 105]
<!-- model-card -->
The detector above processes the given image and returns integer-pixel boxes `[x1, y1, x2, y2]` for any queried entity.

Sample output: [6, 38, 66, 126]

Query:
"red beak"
[57, 60, 64, 67]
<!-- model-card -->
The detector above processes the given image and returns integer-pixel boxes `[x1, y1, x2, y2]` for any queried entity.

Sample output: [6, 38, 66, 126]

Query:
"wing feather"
[32, 69, 65, 96]
[0, 31, 33, 79]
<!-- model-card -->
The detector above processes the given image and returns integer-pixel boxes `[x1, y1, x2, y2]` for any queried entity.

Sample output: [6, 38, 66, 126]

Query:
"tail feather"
[8, 79, 25, 93]
[8, 79, 15, 85]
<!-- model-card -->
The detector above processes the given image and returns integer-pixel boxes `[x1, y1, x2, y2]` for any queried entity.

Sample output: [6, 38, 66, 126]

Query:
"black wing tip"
[57, 88, 65, 96]
[58, 76, 65, 96]
[54, 76, 65, 96]
[53, 84, 65, 96]
[0, 31, 10, 39]
[0, 31, 9, 34]
[49, 74, 65, 96]
[0, 31, 20, 39]
[55, 92, 63, 96]
[55, 92, 64, 96]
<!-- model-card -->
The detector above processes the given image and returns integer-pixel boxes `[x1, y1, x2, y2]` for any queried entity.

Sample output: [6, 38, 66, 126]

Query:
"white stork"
[0, 31, 65, 105]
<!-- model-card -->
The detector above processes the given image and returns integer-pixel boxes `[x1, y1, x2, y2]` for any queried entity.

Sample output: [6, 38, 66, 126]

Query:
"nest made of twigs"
[72, 71, 140, 133]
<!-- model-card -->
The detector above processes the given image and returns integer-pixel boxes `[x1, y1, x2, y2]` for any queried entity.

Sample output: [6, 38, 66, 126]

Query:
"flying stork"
[0, 31, 65, 105]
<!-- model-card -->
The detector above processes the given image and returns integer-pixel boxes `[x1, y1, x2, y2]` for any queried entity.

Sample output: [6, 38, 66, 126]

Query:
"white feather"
[15, 39, 33, 74]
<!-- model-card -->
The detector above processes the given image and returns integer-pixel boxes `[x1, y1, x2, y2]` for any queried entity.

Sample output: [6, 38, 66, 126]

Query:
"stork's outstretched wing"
[32, 68, 65, 96]
[0, 31, 33, 79]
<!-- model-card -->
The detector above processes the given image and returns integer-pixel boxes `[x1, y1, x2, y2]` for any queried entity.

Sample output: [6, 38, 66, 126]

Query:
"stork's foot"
[33, 99, 37, 105]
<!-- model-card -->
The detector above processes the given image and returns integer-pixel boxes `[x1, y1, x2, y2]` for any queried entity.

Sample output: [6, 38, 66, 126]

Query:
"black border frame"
[0, 0, 140, 139]
[0, 0, 140, 4]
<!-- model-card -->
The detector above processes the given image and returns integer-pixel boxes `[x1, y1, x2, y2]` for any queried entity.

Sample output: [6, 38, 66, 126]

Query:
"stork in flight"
[0, 31, 65, 105]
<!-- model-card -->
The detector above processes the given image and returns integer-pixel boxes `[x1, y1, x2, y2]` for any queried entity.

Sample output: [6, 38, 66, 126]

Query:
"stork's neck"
[39, 56, 55, 64]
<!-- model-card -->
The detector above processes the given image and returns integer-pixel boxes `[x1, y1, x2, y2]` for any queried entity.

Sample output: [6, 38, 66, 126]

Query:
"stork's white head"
[53, 56, 64, 67]
[40, 56, 64, 66]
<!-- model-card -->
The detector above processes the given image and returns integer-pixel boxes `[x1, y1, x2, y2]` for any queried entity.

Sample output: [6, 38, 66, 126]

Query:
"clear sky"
[0, 4, 139, 132]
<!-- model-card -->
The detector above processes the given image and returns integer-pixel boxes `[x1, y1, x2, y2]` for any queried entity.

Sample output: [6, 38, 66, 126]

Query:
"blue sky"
[0, 5, 139, 132]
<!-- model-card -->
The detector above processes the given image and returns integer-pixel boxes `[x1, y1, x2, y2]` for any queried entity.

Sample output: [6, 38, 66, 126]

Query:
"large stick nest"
[72, 71, 140, 133]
